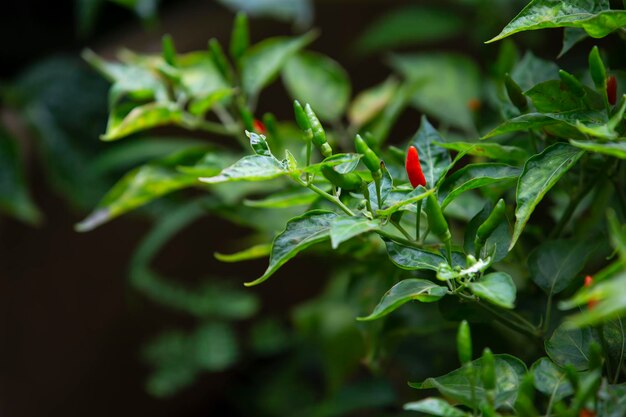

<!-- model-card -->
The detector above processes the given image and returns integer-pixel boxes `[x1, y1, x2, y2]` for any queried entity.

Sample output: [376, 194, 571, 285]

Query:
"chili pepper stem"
[374, 177, 382, 209]
[305, 141, 312, 183]
[415, 200, 422, 241]
[294, 178, 355, 216]
[444, 238, 453, 266]
[390, 220, 414, 241]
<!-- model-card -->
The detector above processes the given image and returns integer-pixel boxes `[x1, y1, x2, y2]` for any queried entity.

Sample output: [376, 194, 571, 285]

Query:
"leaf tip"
[74, 209, 110, 232]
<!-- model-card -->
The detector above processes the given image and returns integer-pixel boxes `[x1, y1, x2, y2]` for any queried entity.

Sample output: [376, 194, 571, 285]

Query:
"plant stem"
[374, 177, 382, 209]
[543, 294, 553, 333]
[377, 230, 429, 250]
[391, 220, 414, 241]
[298, 180, 355, 216]
[415, 200, 422, 241]
[550, 181, 593, 238]
[305, 141, 312, 183]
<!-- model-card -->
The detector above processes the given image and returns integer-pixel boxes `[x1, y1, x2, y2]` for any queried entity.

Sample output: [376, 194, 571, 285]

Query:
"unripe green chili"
[589, 46, 606, 90]
[208, 38, 234, 83]
[559, 69, 585, 98]
[481, 348, 496, 391]
[424, 194, 451, 243]
[504, 73, 527, 111]
[305, 104, 332, 158]
[354, 134, 381, 174]
[476, 199, 506, 246]
[456, 320, 472, 365]
[321, 165, 363, 191]
[230, 12, 249, 63]
[162, 34, 177, 66]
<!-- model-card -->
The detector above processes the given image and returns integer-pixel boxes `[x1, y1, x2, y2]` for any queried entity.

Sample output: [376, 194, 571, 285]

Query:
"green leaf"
[528, 239, 592, 296]
[434, 141, 530, 165]
[404, 398, 470, 417]
[602, 319, 626, 376]
[244, 188, 318, 208]
[486, 0, 623, 43]
[384, 240, 446, 271]
[409, 116, 451, 188]
[570, 140, 626, 159]
[354, 6, 464, 56]
[510, 143, 584, 250]
[282, 51, 350, 121]
[357, 279, 448, 321]
[348, 77, 399, 127]
[390, 54, 480, 132]
[241, 32, 316, 97]
[0, 127, 42, 225]
[76, 148, 212, 231]
[511, 52, 559, 92]
[200, 155, 287, 184]
[330, 216, 381, 249]
[247, 131, 273, 157]
[545, 323, 595, 371]
[559, 28, 589, 58]
[214, 243, 271, 263]
[438, 163, 520, 209]
[102, 102, 184, 141]
[531, 357, 574, 402]
[525, 80, 601, 113]
[245, 210, 337, 286]
[464, 202, 511, 263]
[469, 272, 516, 309]
[410, 354, 527, 410]
[375, 187, 433, 217]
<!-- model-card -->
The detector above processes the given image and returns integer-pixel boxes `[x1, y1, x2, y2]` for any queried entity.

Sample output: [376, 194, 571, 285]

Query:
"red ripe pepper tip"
[253, 119, 267, 135]
[607, 75, 617, 106]
[405, 146, 427, 189]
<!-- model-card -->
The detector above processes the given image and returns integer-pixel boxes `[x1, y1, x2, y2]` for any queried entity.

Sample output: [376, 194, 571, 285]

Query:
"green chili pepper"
[481, 348, 496, 391]
[230, 12, 249, 63]
[504, 74, 527, 111]
[456, 320, 472, 365]
[162, 34, 177, 66]
[293, 100, 311, 132]
[424, 194, 451, 243]
[321, 165, 363, 191]
[558, 69, 586, 98]
[354, 134, 381, 174]
[208, 38, 233, 83]
[305, 104, 332, 157]
[589, 46, 606, 91]
[475, 199, 506, 247]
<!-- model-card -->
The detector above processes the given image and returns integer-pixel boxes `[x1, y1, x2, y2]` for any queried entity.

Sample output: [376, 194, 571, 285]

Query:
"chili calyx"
[405, 146, 426, 188]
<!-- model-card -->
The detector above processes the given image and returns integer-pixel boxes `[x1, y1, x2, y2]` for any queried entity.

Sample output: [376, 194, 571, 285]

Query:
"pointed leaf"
[409, 116, 451, 188]
[330, 216, 381, 249]
[545, 323, 595, 371]
[404, 398, 469, 416]
[199, 155, 286, 184]
[384, 240, 446, 271]
[469, 272, 516, 309]
[434, 141, 529, 165]
[570, 140, 626, 160]
[531, 357, 574, 402]
[214, 243, 271, 263]
[348, 77, 399, 127]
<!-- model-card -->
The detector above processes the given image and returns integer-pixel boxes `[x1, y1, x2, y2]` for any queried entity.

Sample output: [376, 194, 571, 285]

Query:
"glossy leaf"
[525, 80, 601, 113]
[330, 216, 380, 249]
[384, 240, 446, 271]
[438, 163, 520, 209]
[348, 77, 399, 127]
[200, 155, 286, 184]
[409, 116, 451, 188]
[214, 243, 271, 263]
[528, 239, 592, 296]
[570, 140, 626, 160]
[282, 51, 350, 121]
[511, 51, 559, 91]
[531, 357, 574, 402]
[487, 0, 621, 43]
[247, 131, 273, 157]
[469, 272, 516, 309]
[102, 102, 184, 141]
[358, 279, 448, 321]
[390, 54, 480, 132]
[559, 28, 588, 57]
[545, 323, 595, 371]
[434, 141, 529, 165]
[241, 32, 316, 97]
[354, 6, 463, 55]
[404, 398, 470, 417]
[510, 143, 584, 250]
[245, 210, 337, 286]
[410, 354, 527, 410]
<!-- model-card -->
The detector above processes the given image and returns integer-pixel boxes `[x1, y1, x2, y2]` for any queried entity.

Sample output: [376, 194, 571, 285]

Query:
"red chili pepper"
[467, 98, 481, 112]
[584, 275, 598, 310]
[607, 75, 617, 106]
[579, 409, 596, 417]
[253, 119, 267, 135]
[406, 146, 426, 188]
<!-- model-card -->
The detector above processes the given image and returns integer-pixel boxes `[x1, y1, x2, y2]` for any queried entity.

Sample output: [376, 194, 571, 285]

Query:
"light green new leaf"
[354, 6, 464, 56]
[241, 32, 316, 97]
[410, 354, 527, 410]
[390, 54, 480, 132]
[102, 102, 184, 141]
[438, 163, 520, 209]
[214, 243, 271, 263]
[545, 323, 595, 371]
[469, 272, 516, 309]
[330, 216, 380, 249]
[528, 239, 592, 296]
[200, 155, 286, 184]
[404, 398, 470, 417]
[358, 279, 448, 321]
[348, 77, 399, 127]
[245, 210, 337, 286]
[570, 140, 626, 160]
[282, 51, 350, 121]
[384, 240, 446, 271]
[531, 357, 574, 402]
[510, 143, 584, 250]
[409, 116, 451, 188]
[434, 141, 529, 165]
[487, 0, 622, 43]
